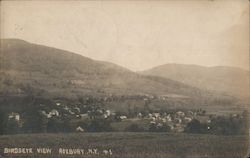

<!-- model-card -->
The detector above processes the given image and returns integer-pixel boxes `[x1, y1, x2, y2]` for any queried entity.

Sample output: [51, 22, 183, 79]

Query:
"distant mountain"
[0, 39, 209, 100]
[141, 63, 249, 99]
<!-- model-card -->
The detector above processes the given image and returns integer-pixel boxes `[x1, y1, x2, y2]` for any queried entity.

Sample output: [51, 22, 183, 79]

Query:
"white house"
[51, 109, 59, 116]
[120, 116, 127, 120]
[76, 126, 84, 132]
[105, 110, 111, 116]
[80, 113, 88, 119]
[184, 117, 192, 123]
[137, 112, 142, 118]
[47, 109, 59, 118]
[150, 121, 156, 124]
[8, 112, 20, 121]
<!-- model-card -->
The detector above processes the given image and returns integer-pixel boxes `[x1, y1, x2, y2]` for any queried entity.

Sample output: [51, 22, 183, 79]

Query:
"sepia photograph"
[0, 0, 249, 157]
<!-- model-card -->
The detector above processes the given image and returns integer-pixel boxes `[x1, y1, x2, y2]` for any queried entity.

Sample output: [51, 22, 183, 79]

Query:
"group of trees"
[148, 123, 171, 132]
[0, 107, 49, 134]
[0, 98, 115, 134]
[185, 111, 249, 135]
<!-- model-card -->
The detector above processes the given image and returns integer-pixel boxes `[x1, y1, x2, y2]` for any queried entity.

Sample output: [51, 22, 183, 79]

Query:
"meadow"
[0, 132, 249, 158]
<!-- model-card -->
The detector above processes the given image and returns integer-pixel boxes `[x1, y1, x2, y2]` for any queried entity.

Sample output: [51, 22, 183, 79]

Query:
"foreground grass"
[0, 132, 249, 158]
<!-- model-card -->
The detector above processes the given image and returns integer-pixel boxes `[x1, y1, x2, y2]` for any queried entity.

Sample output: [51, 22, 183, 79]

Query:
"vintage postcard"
[0, 0, 249, 158]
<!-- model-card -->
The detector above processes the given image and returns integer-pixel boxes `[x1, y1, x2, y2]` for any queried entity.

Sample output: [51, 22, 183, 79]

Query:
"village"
[5, 95, 247, 135]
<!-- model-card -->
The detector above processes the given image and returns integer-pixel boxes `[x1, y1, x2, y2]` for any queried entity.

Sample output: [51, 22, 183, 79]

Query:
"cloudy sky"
[1, 0, 249, 71]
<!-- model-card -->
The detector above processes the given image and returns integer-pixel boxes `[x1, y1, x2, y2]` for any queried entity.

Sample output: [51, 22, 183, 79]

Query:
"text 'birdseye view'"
[0, 0, 249, 158]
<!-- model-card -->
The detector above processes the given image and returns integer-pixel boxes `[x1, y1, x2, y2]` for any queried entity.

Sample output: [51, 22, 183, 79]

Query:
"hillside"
[0, 39, 209, 99]
[141, 63, 249, 99]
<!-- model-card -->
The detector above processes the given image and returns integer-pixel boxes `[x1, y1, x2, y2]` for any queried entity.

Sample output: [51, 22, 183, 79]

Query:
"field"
[0, 133, 249, 158]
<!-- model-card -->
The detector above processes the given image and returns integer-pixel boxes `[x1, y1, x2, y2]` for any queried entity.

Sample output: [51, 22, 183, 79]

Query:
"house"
[232, 114, 239, 118]
[76, 126, 84, 132]
[151, 117, 156, 121]
[97, 109, 104, 114]
[150, 121, 156, 124]
[120, 116, 127, 120]
[157, 123, 163, 127]
[40, 110, 48, 116]
[174, 124, 184, 132]
[74, 107, 81, 113]
[184, 117, 192, 123]
[105, 110, 111, 116]
[176, 111, 185, 117]
[80, 113, 88, 119]
[169, 124, 174, 130]
[187, 111, 194, 116]
[166, 114, 172, 122]
[162, 118, 167, 123]
[103, 114, 108, 119]
[47, 114, 52, 118]
[148, 113, 153, 118]
[152, 113, 160, 118]
[68, 110, 75, 115]
[137, 112, 142, 118]
[8, 112, 20, 121]
[64, 106, 70, 111]
[174, 118, 182, 124]
[50, 109, 59, 116]
[47, 109, 59, 118]
[195, 116, 210, 124]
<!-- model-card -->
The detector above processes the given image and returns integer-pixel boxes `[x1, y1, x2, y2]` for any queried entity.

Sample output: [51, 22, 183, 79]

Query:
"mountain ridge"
[141, 63, 249, 72]
[141, 63, 249, 99]
[0, 38, 211, 100]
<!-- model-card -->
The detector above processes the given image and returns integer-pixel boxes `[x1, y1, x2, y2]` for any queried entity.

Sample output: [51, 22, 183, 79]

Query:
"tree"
[22, 107, 48, 133]
[185, 119, 207, 134]
[87, 119, 113, 132]
[241, 110, 249, 135]
[47, 117, 63, 133]
[209, 112, 249, 135]
[125, 124, 144, 132]
[0, 109, 7, 135]
[6, 119, 19, 134]
[149, 123, 171, 132]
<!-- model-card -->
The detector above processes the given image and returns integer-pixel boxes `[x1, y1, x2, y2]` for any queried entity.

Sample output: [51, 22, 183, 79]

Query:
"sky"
[1, 0, 249, 71]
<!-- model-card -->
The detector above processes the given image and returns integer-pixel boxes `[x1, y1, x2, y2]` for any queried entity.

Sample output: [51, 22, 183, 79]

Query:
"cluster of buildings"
[39, 102, 115, 121]
[146, 111, 195, 132]
[127, 110, 211, 132]
[6, 100, 212, 133]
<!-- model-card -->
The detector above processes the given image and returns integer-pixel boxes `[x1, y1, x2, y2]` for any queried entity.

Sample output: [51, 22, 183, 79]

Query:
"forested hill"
[1, 39, 211, 99]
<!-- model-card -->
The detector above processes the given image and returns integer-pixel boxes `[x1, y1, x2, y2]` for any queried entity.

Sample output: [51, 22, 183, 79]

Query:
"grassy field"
[0, 132, 249, 158]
